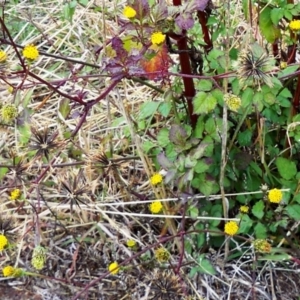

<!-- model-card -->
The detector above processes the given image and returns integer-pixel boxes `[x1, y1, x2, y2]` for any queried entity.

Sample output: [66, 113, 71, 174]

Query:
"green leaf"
[197, 254, 217, 275]
[157, 128, 170, 147]
[237, 129, 252, 146]
[169, 124, 188, 145]
[259, 7, 281, 43]
[58, 98, 71, 120]
[242, 87, 254, 107]
[22, 88, 34, 108]
[278, 65, 299, 78]
[142, 140, 155, 153]
[158, 102, 172, 117]
[194, 116, 205, 138]
[193, 92, 217, 114]
[238, 214, 253, 234]
[254, 222, 267, 239]
[275, 157, 297, 180]
[285, 204, 300, 220]
[139, 101, 160, 119]
[18, 123, 31, 144]
[252, 200, 265, 219]
[194, 159, 210, 173]
[263, 92, 276, 105]
[196, 79, 212, 91]
[270, 8, 284, 25]
[0, 167, 8, 181]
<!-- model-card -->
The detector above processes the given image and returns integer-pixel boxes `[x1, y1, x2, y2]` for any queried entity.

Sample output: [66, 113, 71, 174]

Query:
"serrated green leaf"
[196, 79, 212, 91]
[139, 101, 160, 119]
[237, 129, 252, 146]
[254, 222, 267, 238]
[205, 117, 216, 135]
[252, 200, 265, 219]
[157, 128, 170, 147]
[275, 157, 297, 180]
[285, 204, 300, 220]
[158, 102, 172, 117]
[242, 87, 254, 106]
[194, 116, 205, 138]
[238, 214, 253, 234]
[259, 7, 281, 43]
[270, 8, 284, 25]
[278, 65, 299, 78]
[194, 159, 210, 173]
[193, 92, 217, 114]
[142, 140, 155, 153]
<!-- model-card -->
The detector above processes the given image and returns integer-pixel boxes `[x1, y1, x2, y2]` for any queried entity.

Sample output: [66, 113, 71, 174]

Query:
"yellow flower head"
[149, 201, 163, 214]
[268, 188, 282, 204]
[224, 93, 241, 112]
[253, 239, 272, 253]
[289, 20, 300, 32]
[22, 44, 39, 60]
[9, 189, 21, 201]
[239, 205, 249, 214]
[0, 234, 8, 251]
[155, 247, 170, 263]
[126, 239, 136, 248]
[151, 32, 166, 46]
[31, 246, 47, 270]
[0, 50, 7, 63]
[1, 104, 18, 122]
[123, 6, 136, 19]
[224, 221, 239, 236]
[150, 173, 163, 185]
[108, 261, 119, 274]
[2, 266, 15, 277]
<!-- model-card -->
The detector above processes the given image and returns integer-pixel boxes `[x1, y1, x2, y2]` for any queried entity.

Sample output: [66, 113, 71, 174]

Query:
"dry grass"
[0, 1, 299, 300]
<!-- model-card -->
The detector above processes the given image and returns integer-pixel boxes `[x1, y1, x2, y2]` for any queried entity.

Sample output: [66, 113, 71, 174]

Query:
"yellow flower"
[224, 221, 239, 236]
[2, 266, 15, 277]
[0, 234, 8, 251]
[289, 20, 300, 31]
[253, 239, 272, 253]
[108, 261, 119, 274]
[0, 50, 7, 62]
[280, 61, 287, 69]
[150, 173, 163, 185]
[123, 6, 136, 19]
[31, 246, 47, 270]
[155, 247, 170, 263]
[9, 189, 21, 201]
[1, 104, 18, 122]
[2, 266, 23, 277]
[22, 44, 39, 60]
[239, 205, 249, 214]
[149, 201, 163, 214]
[224, 93, 241, 112]
[126, 239, 136, 248]
[268, 188, 282, 204]
[151, 32, 166, 46]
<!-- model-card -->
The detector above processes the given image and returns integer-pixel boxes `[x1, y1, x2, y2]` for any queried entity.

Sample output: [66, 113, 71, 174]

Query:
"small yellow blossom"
[108, 261, 119, 274]
[22, 44, 39, 60]
[289, 20, 300, 32]
[224, 93, 241, 112]
[123, 6, 136, 19]
[155, 247, 170, 263]
[2, 266, 15, 277]
[280, 61, 287, 69]
[0, 234, 8, 251]
[1, 104, 18, 122]
[149, 201, 163, 214]
[150, 173, 163, 185]
[224, 221, 239, 236]
[0, 50, 7, 62]
[126, 239, 136, 248]
[253, 239, 272, 253]
[239, 205, 249, 214]
[268, 188, 282, 204]
[151, 32, 166, 46]
[2, 266, 23, 277]
[31, 246, 47, 270]
[9, 189, 21, 201]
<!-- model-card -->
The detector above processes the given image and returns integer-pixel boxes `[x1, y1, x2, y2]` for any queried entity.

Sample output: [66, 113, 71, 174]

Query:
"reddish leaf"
[141, 45, 169, 80]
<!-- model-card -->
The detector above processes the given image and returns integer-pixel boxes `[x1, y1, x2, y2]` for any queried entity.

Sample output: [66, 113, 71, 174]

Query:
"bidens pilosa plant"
[1, 0, 300, 298]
